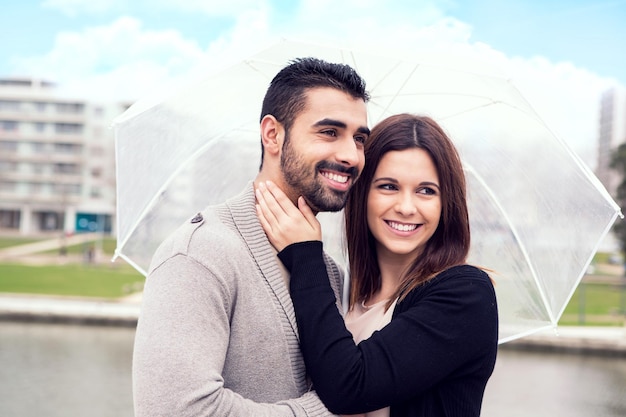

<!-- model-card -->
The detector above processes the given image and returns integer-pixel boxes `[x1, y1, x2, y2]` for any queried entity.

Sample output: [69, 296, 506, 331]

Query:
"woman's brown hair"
[344, 113, 470, 310]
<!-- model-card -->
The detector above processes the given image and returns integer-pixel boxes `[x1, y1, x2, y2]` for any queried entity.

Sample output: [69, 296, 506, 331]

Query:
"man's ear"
[260, 115, 284, 157]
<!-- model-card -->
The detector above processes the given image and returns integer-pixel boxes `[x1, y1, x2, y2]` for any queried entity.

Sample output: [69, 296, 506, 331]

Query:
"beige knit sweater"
[132, 184, 343, 417]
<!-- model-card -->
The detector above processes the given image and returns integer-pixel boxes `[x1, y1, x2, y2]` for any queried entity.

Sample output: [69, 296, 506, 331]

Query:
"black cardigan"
[279, 241, 499, 417]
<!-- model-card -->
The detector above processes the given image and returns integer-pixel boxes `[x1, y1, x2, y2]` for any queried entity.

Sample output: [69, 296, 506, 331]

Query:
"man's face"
[280, 87, 369, 212]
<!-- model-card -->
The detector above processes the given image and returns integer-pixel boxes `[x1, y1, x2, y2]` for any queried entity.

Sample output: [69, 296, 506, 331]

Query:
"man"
[132, 57, 370, 416]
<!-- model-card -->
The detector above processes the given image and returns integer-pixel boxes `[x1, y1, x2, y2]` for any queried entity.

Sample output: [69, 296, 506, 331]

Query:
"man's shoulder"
[148, 207, 242, 272]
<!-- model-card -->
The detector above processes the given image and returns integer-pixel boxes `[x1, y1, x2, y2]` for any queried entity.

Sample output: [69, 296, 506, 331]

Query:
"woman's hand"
[255, 180, 322, 252]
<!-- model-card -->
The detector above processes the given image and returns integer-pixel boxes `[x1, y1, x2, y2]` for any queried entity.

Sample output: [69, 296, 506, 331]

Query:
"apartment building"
[596, 86, 626, 195]
[0, 77, 128, 237]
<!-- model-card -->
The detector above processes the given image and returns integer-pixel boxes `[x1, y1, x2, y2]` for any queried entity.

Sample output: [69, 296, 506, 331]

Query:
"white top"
[344, 298, 397, 417]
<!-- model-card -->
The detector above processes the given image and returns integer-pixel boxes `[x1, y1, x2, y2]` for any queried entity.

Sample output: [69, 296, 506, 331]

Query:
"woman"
[256, 113, 498, 417]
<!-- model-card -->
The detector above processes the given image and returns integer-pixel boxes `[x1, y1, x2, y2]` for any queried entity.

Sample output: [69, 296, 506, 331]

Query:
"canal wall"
[0, 293, 625, 356]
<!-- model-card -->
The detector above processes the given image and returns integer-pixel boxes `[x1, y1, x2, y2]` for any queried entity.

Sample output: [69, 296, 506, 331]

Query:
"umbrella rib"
[375, 62, 422, 118]
[114, 251, 149, 277]
[554, 208, 622, 324]
[464, 163, 557, 325]
[115, 123, 257, 261]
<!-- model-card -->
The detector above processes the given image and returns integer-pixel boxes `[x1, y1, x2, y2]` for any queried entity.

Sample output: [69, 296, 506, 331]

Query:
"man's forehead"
[300, 89, 368, 119]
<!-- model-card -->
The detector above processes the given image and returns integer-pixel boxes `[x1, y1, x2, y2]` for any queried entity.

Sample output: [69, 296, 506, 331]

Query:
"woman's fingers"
[255, 184, 279, 232]
[297, 196, 322, 237]
[255, 181, 322, 250]
[265, 180, 321, 237]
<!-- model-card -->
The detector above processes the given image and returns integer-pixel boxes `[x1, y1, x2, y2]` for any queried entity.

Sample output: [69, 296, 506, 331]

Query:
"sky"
[1, 0, 626, 167]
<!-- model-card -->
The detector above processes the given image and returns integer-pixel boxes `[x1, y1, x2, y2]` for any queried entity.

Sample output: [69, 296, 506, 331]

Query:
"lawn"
[0, 235, 145, 299]
[0, 262, 144, 299]
[0, 235, 625, 324]
[0, 237, 42, 250]
[42, 236, 118, 255]
[559, 282, 626, 326]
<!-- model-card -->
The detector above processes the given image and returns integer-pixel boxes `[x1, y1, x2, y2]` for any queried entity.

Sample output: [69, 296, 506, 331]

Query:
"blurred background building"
[1, 77, 625, 242]
[0, 77, 129, 237]
[596, 86, 626, 195]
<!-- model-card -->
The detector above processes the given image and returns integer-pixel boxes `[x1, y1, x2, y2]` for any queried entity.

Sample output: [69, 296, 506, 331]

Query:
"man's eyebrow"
[313, 118, 371, 136]
[313, 118, 347, 129]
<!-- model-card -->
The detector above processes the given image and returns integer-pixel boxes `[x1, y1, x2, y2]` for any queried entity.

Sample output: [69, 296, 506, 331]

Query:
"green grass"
[0, 237, 42, 250]
[559, 282, 626, 326]
[0, 236, 625, 324]
[45, 238, 117, 256]
[0, 262, 144, 299]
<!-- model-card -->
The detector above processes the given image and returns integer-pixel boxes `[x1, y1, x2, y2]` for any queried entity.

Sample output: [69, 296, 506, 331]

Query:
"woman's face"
[366, 148, 442, 262]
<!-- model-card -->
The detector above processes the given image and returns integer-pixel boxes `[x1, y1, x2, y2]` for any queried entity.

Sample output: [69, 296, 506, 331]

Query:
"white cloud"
[17, 0, 623, 169]
[500, 56, 618, 168]
[12, 16, 207, 100]
[261, 0, 617, 168]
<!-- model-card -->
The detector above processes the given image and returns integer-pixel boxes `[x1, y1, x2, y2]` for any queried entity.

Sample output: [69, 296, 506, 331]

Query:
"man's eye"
[322, 129, 337, 137]
[354, 135, 367, 144]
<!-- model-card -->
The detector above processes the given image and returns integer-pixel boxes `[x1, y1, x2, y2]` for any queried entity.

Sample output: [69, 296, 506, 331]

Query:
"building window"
[0, 181, 16, 192]
[54, 143, 82, 154]
[0, 161, 17, 172]
[0, 100, 20, 111]
[34, 102, 47, 112]
[0, 209, 20, 229]
[90, 187, 102, 198]
[53, 183, 81, 195]
[92, 126, 103, 139]
[90, 146, 104, 156]
[32, 163, 45, 174]
[0, 120, 18, 131]
[54, 163, 79, 174]
[54, 123, 83, 134]
[0, 141, 18, 152]
[56, 102, 84, 114]
[0, 79, 31, 87]
[34, 122, 46, 132]
[32, 142, 47, 153]
[27, 182, 42, 193]
[38, 211, 63, 231]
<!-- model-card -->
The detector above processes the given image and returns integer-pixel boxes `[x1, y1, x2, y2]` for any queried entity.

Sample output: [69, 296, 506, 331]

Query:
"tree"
[609, 143, 626, 254]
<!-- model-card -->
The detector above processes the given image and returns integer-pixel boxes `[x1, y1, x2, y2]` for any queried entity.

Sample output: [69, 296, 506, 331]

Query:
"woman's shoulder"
[438, 264, 490, 280]
[395, 264, 497, 317]
[419, 264, 494, 295]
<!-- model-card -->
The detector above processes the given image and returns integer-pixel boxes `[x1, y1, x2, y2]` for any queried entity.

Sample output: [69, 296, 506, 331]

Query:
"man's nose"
[335, 136, 361, 167]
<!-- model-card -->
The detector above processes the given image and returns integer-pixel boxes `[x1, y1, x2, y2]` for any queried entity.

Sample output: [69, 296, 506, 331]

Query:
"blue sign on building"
[75, 213, 111, 233]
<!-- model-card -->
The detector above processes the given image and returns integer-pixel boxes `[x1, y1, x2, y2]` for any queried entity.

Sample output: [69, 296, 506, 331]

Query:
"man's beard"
[280, 134, 359, 213]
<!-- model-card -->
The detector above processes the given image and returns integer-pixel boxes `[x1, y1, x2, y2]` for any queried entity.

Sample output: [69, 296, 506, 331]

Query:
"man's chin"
[306, 192, 348, 213]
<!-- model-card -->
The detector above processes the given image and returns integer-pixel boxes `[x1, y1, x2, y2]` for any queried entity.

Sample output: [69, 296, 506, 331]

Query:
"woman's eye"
[379, 184, 397, 191]
[418, 187, 437, 195]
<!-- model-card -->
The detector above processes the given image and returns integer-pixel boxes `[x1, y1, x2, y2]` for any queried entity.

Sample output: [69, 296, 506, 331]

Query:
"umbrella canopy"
[113, 39, 621, 343]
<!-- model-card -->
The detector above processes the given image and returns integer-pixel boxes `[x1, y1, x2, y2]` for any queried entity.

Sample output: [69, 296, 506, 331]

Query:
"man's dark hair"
[259, 57, 369, 168]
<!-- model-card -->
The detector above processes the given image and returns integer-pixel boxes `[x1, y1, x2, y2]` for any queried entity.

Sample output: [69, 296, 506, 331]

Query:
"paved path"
[0, 233, 100, 260]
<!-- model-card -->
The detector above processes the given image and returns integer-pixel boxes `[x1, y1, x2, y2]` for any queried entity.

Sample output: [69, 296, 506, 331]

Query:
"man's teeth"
[322, 172, 348, 183]
[388, 221, 417, 232]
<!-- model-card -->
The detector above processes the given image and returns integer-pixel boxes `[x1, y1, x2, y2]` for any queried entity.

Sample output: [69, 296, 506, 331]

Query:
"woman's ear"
[260, 115, 284, 157]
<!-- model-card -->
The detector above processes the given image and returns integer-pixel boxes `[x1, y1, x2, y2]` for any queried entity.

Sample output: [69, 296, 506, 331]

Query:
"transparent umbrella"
[113, 39, 621, 343]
